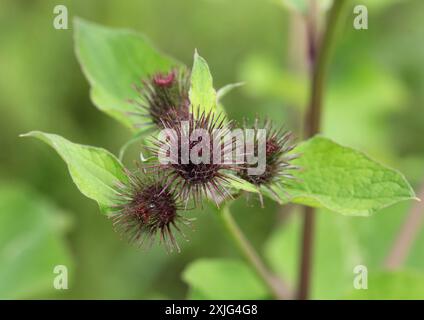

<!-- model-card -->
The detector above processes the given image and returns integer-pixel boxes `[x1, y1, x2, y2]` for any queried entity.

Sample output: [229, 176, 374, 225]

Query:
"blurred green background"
[1, 0, 423, 299]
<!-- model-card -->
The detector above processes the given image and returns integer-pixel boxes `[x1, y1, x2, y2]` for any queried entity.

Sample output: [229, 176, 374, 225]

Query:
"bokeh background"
[1, 0, 423, 299]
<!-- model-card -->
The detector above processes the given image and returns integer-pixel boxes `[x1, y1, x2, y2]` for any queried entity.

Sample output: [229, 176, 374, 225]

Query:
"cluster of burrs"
[111, 68, 299, 252]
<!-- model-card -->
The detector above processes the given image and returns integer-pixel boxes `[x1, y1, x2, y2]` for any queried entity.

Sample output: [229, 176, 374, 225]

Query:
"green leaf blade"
[189, 50, 227, 117]
[21, 131, 127, 211]
[285, 136, 416, 216]
[74, 18, 181, 131]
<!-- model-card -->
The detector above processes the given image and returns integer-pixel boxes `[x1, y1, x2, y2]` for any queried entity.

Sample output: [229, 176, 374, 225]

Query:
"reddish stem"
[297, 0, 348, 300]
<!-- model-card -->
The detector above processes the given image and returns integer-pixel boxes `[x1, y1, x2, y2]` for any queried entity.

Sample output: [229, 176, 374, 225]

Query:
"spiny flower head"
[238, 119, 299, 203]
[131, 68, 190, 128]
[150, 110, 241, 206]
[111, 169, 191, 252]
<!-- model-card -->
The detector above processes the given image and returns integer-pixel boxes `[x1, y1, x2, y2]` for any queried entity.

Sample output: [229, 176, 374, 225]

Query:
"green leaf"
[189, 50, 226, 117]
[182, 258, 268, 299]
[0, 185, 73, 298]
[74, 18, 181, 131]
[345, 271, 424, 300]
[283, 136, 416, 216]
[21, 131, 128, 212]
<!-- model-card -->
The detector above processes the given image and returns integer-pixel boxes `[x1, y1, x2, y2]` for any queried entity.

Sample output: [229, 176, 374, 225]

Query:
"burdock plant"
[21, 9, 416, 300]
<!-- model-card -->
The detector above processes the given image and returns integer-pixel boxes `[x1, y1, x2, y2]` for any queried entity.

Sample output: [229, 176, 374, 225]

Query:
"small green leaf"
[21, 131, 128, 212]
[0, 185, 73, 298]
[283, 136, 416, 216]
[189, 50, 226, 117]
[74, 18, 181, 131]
[345, 271, 424, 300]
[182, 259, 268, 299]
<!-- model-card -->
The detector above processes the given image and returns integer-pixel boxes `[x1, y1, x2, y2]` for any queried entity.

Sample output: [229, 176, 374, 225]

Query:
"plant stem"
[298, 0, 348, 300]
[385, 184, 424, 270]
[218, 205, 291, 299]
